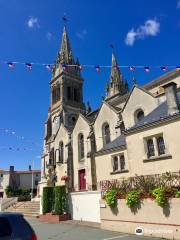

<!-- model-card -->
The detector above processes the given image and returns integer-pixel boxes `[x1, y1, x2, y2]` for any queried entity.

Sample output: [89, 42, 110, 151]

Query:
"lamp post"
[31, 159, 34, 201]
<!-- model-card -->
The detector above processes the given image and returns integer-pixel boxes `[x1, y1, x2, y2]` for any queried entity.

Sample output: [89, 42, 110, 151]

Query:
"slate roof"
[85, 109, 99, 124]
[95, 135, 126, 155]
[125, 91, 180, 133]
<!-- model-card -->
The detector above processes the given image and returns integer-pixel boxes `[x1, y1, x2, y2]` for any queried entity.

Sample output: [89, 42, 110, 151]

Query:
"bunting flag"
[95, 65, 101, 73]
[0, 146, 35, 152]
[61, 63, 68, 71]
[113, 65, 118, 71]
[144, 66, 150, 72]
[161, 66, 168, 71]
[0, 128, 41, 147]
[79, 65, 83, 71]
[7, 62, 14, 69]
[0, 59, 179, 73]
[176, 66, 180, 72]
[26, 63, 32, 70]
[130, 66, 135, 72]
[46, 64, 51, 71]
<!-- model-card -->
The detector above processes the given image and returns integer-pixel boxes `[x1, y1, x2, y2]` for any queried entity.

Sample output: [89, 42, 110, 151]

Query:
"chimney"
[29, 165, 32, 171]
[162, 82, 179, 115]
[9, 166, 14, 172]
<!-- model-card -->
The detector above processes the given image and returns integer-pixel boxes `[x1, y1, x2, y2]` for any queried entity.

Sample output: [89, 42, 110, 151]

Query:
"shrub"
[126, 190, 142, 208]
[104, 189, 118, 208]
[152, 187, 168, 207]
[175, 190, 180, 197]
[42, 187, 54, 214]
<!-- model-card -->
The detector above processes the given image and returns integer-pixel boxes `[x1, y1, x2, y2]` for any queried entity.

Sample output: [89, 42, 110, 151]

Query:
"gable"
[73, 114, 90, 137]
[122, 87, 158, 129]
[54, 124, 69, 148]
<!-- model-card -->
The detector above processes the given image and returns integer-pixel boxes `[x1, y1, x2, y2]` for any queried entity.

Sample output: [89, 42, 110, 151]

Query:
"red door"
[79, 169, 86, 190]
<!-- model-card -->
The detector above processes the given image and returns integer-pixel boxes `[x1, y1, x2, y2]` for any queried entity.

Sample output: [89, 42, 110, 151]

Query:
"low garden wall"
[100, 198, 180, 239]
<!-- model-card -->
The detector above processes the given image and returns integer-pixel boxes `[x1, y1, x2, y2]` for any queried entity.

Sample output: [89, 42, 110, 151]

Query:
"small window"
[147, 139, 155, 158]
[35, 179, 39, 186]
[120, 155, 125, 170]
[103, 123, 111, 146]
[157, 136, 165, 155]
[59, 142, 64, 163]
[0, 217, 12, 237]
[135, 109, 144, 123]
[113, 156, 119, 171]
[78, 134, 85, 160]
[0, 174, 3, 178]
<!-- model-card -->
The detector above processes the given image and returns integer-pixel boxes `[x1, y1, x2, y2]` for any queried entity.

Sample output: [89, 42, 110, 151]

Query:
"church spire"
[108, 51, 129, 97]
[56, 26, 75, 65]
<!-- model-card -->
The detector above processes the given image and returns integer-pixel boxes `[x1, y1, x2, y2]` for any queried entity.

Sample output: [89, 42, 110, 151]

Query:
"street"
[27, 218, 163, 240]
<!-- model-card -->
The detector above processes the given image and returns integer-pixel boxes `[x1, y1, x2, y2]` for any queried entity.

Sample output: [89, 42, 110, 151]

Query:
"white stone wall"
[72, 115, 92, 191]
[69, 191, 101, 222]
[122, 87, 158, 129]
[0, 172, 10, 197]
[94, 103, 120, 151]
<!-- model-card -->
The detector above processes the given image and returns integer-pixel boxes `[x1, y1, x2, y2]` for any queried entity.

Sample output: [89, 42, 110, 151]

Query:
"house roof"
[143, 70, 179, 90]
[95, 135, 126, 156]
[125, 91, 180, 134]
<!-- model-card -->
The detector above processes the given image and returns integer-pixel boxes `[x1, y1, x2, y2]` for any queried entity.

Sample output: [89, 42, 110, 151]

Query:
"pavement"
[27, 218, 164, 240]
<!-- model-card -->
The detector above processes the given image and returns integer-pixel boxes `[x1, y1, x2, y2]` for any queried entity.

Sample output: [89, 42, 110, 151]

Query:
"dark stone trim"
[95, 145, 126, 157]
[125, 113, 180, 135]
[143, 154, 172, 163]
[110, 169, 129, 175]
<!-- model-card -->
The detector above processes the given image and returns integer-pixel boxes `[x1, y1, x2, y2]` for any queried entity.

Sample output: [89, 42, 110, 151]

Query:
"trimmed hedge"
[54, 186, 67, 215]
[43, 186, 68, 215]
[42, 187, 54, 214]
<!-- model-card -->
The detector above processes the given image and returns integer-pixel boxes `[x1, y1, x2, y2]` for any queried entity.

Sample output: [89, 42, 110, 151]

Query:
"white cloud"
[125, 19, 160, 46]
[76, 29, 87, 40]
[46, 32, 52, 40]
[177, 1, 180, 8]
[27, 16, 40, 29]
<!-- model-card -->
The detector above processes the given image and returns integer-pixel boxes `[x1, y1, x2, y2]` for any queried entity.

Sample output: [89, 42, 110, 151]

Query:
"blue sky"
[0, 0, 180, 170]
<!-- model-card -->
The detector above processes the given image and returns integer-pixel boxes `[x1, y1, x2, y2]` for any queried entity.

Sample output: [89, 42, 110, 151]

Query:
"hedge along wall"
[42, 186, 67, 215]
[54, 186, 67, 215]
[42, 186, 54, 214]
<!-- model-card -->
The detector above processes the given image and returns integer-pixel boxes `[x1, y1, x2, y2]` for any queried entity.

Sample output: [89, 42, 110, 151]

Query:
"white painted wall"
[69, 191, 101, 223]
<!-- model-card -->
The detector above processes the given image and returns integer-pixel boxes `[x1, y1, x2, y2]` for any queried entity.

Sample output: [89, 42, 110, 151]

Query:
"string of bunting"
[0, 146, 37, 152]
[1, 59, 180, 73]
[0, 128, 41, 148]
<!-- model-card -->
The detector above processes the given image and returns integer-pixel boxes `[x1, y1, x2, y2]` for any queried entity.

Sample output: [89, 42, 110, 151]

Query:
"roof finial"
[62, 14, 68, 25]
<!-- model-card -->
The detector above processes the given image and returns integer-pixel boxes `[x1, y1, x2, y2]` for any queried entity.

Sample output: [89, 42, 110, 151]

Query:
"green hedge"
[42, 186, 68, 215]
[42, 187, 54, 214]
[54, 186, 67, 215]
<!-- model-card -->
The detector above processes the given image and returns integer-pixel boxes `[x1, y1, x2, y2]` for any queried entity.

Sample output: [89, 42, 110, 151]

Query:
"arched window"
[120, 155, 125, 170]
[59, 142, 64, 163]
[56, 84, 60, 101]
[147, 139, 155, 158]
[157, 136, 165, 155]
[103, 123, 111, 146]
[135, 109, 144, 123]
[78, 134, 84, 160]
[113, 156, 118, 172]
[52, 87, 56, 104]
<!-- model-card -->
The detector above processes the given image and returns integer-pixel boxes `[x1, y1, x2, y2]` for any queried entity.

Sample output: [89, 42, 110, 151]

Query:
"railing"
[100, 171, 180, 194]
[0, 197, 18, 211]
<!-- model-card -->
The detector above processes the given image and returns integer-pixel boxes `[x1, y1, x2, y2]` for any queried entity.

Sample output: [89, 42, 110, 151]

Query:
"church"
[40, 25, 180, 194]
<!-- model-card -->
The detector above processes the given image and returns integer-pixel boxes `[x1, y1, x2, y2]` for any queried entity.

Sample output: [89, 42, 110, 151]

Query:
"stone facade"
[41, 25, 180, 192]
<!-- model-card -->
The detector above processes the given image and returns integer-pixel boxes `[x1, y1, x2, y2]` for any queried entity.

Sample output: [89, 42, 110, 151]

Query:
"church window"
[112, 154, 126, 172]
[46, 118, 52, 140]
[56, 84, 60, 101]
[147, 139, 155, 158]
[78, 133, 84, 161]
[157, 136, 165, 156]
[134, 109, 144, 123]
[49, 148, 55, 166]
[102, 123, 111, 146]
[59, 142, 64, 163]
